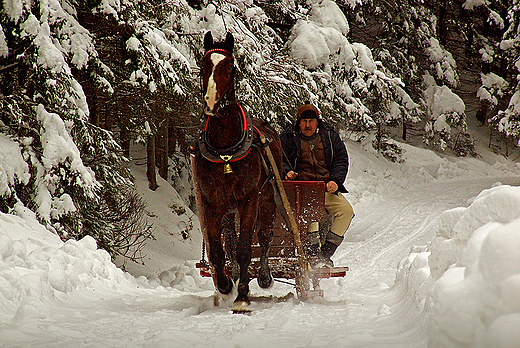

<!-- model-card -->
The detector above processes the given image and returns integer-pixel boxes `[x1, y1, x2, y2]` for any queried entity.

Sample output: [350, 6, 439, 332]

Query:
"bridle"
[196, 48, 268, 174]
[201, 48, 237, 115]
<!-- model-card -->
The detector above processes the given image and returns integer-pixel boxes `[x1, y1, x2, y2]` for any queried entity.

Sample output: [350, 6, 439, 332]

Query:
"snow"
[498, 90, 520, 143]
[287, 0, 355, 70]
[1, 130, 520, 347]
[433, 86, 466, 119]
[309, 0, 350, 36]
[0, 134, 30, 196]
[352, 42, 376, 73]
[463, 0, 488, 10]
[427, 185, 520, 347]
[426, 38, 458, 86]
[423, 72, 466, 140]
[2, 0, 520, 347]
[478, 72, 508, 106]
[115, 160, 201, 281]
[1, 102, 100, 227]
[2, 0, 25, 22]
[94, 0, 121, 19]
[0, 25, 7, 58]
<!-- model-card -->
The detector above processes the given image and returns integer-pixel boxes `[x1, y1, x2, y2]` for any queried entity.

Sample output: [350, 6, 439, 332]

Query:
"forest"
[0, 0, 518, 264]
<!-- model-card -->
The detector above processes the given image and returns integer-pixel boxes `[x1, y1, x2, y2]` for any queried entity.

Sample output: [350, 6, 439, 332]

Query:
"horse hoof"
[232, 301, 252, 314]
[257, 272, 274, 289]
[217, 276, 233, 295]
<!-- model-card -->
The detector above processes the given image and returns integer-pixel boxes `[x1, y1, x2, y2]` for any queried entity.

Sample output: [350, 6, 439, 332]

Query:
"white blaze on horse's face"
[204, 52, 227, 114]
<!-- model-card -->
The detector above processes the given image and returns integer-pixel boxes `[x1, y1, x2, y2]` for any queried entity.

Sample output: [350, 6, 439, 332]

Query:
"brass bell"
[223, 163, 233, 174]
[220, 155, 233, 174]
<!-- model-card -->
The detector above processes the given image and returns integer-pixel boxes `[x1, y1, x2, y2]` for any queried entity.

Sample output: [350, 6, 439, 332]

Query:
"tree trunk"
[147, 135, 158, 190]
[438, 0, 448, 46]
[157, 117, 169, 180]
[121, 126, 130, 159]
[402, 115, 407, 141]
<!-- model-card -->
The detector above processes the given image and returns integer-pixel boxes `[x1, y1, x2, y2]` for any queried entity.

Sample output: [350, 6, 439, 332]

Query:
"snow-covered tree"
[4, 0, 514, 261]
[254, 0, 419, 160]
[423, 72, 474, 155]
[0, 0, 152, 260]
[341, 0, 479, 155]
[489, 0, 520, 149]
[436, 0, 512, 154]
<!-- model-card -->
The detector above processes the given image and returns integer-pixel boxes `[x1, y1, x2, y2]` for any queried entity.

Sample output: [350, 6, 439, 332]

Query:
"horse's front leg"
[202, 210, 233, 295]
[222, 212, 239, 283]
[232, 200, 259, 312]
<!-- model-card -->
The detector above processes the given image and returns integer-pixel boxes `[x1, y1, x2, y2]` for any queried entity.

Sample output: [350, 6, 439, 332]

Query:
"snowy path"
[321, 176, 520, 348]
[4, 167, 518, 348]
[342, 177, 515, 291]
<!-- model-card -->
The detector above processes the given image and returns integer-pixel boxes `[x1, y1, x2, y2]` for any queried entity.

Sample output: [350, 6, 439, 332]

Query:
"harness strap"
[198, 102, 253, 164]
[204, 48, 232, 59]
[252, 125, 270, 148]
[258, 132, 312, 295]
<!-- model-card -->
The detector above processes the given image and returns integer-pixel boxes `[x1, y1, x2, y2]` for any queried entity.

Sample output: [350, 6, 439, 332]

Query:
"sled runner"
[196, 180, 349, 300]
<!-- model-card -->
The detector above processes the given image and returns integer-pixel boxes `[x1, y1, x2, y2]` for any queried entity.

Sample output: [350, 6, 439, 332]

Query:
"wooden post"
[258, 133, 311, 298]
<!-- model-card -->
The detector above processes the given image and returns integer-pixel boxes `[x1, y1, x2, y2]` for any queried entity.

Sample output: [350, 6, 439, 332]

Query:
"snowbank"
[0, 134, 519, 347]
[0, 207, 139, 323]
[345, 137, 517, 206]
[114, 159, 202, 280]
[400, 185, 520, 348]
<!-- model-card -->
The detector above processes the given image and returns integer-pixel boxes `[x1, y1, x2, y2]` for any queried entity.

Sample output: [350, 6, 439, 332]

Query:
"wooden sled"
[196, 180, 349, 300]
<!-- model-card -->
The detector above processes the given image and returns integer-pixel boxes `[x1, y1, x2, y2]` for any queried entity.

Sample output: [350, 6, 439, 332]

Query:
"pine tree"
[0, 0, 152, 261]
[252, 0, 420, 158]
[490, 0, 520, 151]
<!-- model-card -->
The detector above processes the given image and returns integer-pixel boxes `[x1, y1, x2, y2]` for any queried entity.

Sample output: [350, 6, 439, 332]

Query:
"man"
[280, 102, 354, 267]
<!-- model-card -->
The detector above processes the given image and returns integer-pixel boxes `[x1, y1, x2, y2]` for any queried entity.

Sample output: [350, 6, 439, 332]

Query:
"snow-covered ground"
[1, 134, 519, 348]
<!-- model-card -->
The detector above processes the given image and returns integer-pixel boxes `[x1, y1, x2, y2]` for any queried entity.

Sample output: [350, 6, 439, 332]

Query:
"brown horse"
[191, 31, 283, 312]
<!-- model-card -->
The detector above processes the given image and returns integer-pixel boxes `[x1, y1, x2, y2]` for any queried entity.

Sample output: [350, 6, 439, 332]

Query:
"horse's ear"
[204, 31, 214, 52]
[224, 32, 234, 54]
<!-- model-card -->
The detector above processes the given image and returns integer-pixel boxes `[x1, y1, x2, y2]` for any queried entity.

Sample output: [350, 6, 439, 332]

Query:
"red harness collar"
[198, 103, 254, 164]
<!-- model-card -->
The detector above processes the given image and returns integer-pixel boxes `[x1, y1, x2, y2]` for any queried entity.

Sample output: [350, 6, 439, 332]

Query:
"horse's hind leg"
[256, 201, 275, 289]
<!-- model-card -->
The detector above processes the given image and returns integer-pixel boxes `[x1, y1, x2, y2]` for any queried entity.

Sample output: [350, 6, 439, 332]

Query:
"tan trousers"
[308, 192, 354, 243]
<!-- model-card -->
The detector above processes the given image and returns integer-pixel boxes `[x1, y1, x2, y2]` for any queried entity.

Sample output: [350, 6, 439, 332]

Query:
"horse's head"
[202, 31, 236, 116]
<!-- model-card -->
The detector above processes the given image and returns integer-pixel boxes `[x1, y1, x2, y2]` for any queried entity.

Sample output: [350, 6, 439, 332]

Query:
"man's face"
[299, 118, 318, 137]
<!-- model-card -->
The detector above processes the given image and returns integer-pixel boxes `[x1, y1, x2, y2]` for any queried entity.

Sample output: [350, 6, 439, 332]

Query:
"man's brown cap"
[296, 102, 320, 121]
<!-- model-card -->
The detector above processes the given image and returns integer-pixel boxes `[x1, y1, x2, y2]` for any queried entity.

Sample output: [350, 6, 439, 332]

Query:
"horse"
[191, 31, 283, 312]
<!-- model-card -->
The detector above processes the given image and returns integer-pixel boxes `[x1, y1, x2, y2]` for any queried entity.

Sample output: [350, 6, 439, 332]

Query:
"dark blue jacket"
[280, 120, 349, 193]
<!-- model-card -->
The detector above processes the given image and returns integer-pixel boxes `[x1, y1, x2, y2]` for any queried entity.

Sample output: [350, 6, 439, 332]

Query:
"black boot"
[320, 241, 338, 268]
[320, 232, 344, 268]
[307, 243, 327, 269]
[307, 243, 322, 257]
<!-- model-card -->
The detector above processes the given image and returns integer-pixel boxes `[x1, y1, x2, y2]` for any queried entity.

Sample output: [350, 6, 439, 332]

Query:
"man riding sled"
[280, 102, 354, 268]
